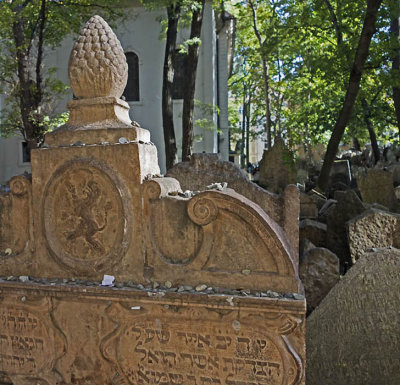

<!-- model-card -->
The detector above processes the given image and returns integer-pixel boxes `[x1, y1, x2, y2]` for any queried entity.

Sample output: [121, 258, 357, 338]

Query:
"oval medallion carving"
[43, 159, 131, 272]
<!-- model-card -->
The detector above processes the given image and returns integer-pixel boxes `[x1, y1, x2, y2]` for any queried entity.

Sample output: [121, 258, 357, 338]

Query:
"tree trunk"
[162, 3, 181, 170]
[352, 137, 361, 151]
[391, 5, 400, 141]
[261, 58, 272, 149]
[361, 97, 380, 164]
[12, 0, 47, 153]
[13, 18, 36, 147]
[249, 0, 272, 149]
[246, 100, 250, 167]
[241, 92, 247, 169]
[317, 0, 383, 191]
[181, 0, 205, 162]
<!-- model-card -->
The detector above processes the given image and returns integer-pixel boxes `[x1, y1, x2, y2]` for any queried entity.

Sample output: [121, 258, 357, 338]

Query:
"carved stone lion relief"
[42, 159, 132, 273]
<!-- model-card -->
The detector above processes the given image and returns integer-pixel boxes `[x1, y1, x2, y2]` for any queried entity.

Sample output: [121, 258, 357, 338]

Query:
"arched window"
[123, 52, 140, 102]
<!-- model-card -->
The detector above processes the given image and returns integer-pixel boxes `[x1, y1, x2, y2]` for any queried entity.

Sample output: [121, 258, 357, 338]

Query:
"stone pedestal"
[0, 15, 305, 385]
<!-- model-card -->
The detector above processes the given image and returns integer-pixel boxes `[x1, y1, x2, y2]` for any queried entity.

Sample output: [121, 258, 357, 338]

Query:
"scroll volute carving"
[144, 182, 301, 293]
[0, 175, 34, 266]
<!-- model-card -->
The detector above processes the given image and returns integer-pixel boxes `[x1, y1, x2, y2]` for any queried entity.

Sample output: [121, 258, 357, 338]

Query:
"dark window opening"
[22, 142, 31, 163]
[123, 52, 140, 102]
[172, 51, 187, 100]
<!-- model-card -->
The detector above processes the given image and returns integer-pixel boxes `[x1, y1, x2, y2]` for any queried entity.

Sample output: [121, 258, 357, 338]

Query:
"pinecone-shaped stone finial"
[68, 15, 128, 99]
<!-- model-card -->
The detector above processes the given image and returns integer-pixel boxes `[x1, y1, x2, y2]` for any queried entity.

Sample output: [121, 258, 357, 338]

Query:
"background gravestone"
[358, 169, 397, 210]
[347, 209, 400, 263]
[259, 137, 296, 194]
[307, 247, 400, 385]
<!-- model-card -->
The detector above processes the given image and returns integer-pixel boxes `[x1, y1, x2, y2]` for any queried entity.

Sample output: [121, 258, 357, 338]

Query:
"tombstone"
[307, 247, 400, 385]
[299, 193, 318, 219]
[358, 169, 396, 209]
[329, 159, 352, 191]
[330, 159, 351, 183]
[259, 137, 296, 194]
[326, 189, 366, 266]
[347, 209, 400, 263]
[167, 153, 300, 262]
[387, 163, 400, 186]
[299, 219, 327, 248]
[299, 247, 339, 314]
[0, 16, 305, 384]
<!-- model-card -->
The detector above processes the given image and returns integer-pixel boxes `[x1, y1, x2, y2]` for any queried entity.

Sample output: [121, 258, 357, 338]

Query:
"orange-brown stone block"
[0, 15, 305, 384]
[0, 281, 305, 385]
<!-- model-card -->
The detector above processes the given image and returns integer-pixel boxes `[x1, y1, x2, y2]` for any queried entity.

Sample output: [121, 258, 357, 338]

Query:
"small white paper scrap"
[101, 275, 115, 286]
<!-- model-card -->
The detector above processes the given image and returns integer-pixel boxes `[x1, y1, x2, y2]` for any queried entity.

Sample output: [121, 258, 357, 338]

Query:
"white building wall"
[0, 136, 31, 184]
[217, 23, 231, 161]
[0, 2, 230, 180]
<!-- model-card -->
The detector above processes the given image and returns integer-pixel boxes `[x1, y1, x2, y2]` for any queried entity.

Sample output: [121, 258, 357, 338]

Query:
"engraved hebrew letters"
[108, 319, 300, 385]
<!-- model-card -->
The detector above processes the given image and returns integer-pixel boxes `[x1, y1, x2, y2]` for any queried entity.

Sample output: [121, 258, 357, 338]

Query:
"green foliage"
[0, 0, 122, 142]
[194, 99, 220, 133]
[228, 0, 399, 152]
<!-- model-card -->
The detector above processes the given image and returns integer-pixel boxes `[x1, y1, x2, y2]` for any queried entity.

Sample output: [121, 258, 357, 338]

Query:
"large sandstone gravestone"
[307, 247, 400, 385]
[0, 16, 305, 385]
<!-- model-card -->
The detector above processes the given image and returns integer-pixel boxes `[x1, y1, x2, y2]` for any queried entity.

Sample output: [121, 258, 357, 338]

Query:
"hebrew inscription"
[43, 160, 128, 271]
[0, 307, 49, 374]
[113, 321, 299, 385]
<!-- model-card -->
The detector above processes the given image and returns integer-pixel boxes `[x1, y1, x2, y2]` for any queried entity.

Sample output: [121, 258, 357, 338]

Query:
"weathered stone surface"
[167, 153, 300, 262]
[143, 182, 302, 293]
[395, 185, 400, 200]
[299, 247, 339, 313]
[347, 209, 400, 263]
[387, 163, 400, 185]
[326, 189, 366, 266]
[46, 15, 140, 143]
[259, 137, 296, 194]
[0, 16, 306, 384]
[358, 169, 396, 209]
[299, 192, 318, 219]
[299, 238, 316, 262]
[69, 15, 128, 99]
[307, 248, 400, 385]
[318, 198, 336, 223]
[299, 219, 327, 247]
[0, 280, 306, 385]
[0, 175, 34, 276]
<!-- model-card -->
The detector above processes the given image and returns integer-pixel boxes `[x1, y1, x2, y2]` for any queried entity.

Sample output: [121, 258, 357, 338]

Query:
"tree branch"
[36, 0, 46, 105]
[323, 0, 343, 47]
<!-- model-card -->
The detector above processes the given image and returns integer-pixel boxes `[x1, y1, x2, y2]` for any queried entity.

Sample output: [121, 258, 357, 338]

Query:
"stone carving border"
[0, 296, 66, 384]
[0, 176, 34, 263]
[143, 183, 299, 291]
[101, 302, 303, 385]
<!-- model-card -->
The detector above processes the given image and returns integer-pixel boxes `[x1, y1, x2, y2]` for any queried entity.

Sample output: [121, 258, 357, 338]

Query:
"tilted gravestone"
[0, 16, 305, 385]
[307, 247, 400, 385]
